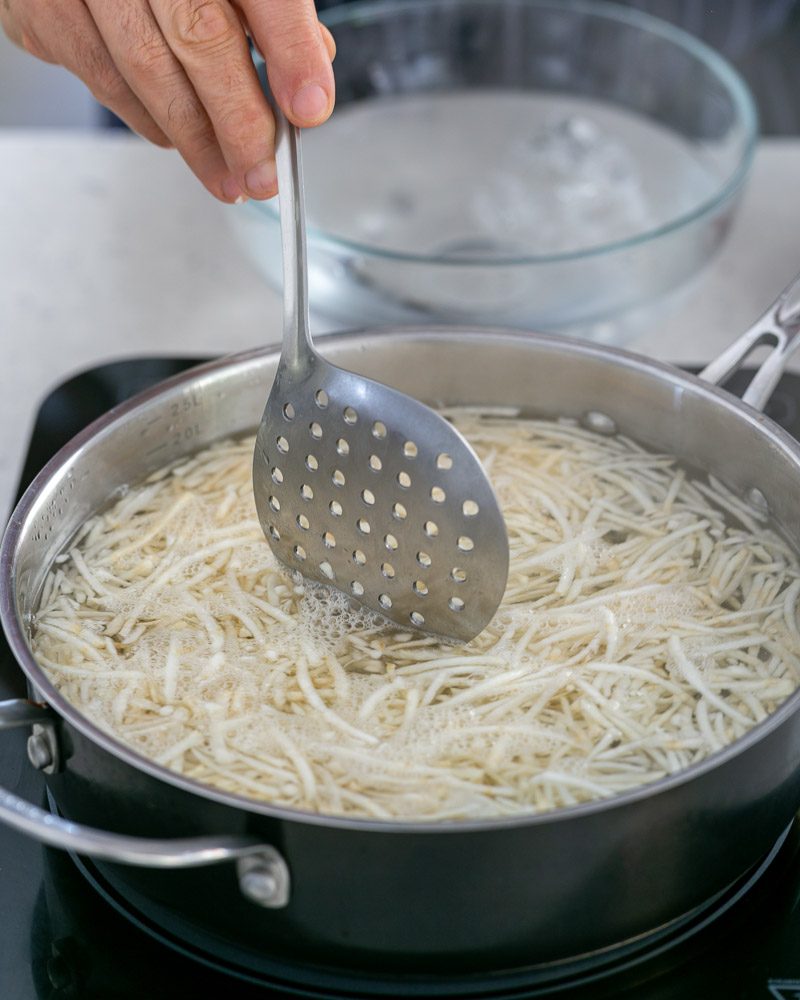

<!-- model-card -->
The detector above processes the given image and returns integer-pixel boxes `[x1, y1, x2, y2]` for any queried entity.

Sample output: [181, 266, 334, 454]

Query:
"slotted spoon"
[253, 108, 509, 642]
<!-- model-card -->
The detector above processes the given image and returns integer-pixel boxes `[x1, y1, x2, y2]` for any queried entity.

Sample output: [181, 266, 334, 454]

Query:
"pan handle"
[0, 699, 290, 907]
[699, 272, 800, 411]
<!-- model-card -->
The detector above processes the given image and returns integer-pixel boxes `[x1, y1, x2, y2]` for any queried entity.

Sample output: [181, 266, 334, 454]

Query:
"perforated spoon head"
[254, 352, 509, 641]
[253, 110, 509, 642]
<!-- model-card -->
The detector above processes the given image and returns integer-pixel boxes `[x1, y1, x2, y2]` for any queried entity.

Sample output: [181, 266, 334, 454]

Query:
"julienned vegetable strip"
[31, 413, 800, 820]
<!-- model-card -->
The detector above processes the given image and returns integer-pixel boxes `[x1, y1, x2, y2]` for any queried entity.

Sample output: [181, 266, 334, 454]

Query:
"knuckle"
[126, 38, 170, 77]
[20, 29, 50, 61]
[78, 43, 126, 105]
[281, 34, 322, 67]
[172, 0, 235, 49]
[88, 65, 128, 108]
[166, 92, 209, 138]
[116, 5, 169, 75]
[215, 101, 267, 144]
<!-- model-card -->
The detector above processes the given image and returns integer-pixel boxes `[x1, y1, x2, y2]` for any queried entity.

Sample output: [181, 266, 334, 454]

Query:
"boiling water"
[301, 91, 722, 258]
[31, 416, 800, 820]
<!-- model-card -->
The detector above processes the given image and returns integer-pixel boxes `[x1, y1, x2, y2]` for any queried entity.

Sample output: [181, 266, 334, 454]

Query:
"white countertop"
[2, 130, 800, 521]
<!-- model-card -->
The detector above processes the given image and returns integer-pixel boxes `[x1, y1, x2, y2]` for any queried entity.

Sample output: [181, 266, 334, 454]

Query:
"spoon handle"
[274, 105, 314, 373]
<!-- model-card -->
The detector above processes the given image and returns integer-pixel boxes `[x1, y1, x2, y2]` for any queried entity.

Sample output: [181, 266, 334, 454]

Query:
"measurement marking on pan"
[170, 392, 203, 417]
[144, 443, 168, 456]
[768, 980, 800, 999]
[139, 416, 162, 437]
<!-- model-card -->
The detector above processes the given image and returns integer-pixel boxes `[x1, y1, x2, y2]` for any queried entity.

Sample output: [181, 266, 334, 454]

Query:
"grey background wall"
[0, 32, 98, 127]
[1, 2, 800, 134]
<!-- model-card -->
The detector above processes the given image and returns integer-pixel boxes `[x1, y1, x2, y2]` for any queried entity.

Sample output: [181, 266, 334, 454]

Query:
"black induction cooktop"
[2, 357, 800, 1000]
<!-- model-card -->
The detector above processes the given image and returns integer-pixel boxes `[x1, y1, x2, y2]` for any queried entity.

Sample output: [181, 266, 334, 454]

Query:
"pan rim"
[3, 327, 799, 834]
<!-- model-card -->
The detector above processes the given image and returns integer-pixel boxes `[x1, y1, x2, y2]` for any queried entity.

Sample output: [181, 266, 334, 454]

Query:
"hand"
[0, 0, 336, 202]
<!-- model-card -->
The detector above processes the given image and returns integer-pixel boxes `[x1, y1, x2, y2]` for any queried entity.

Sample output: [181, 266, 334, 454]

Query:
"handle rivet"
[581, 411, 617, 436]
[237, 850, 291, 908]
[240, 869, 278, 903]
[27, 731, 54, 771]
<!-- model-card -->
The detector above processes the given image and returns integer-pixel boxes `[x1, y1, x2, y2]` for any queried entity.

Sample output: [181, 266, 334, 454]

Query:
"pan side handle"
[699, 271, 800, 411]
[0, 699, 289, 907]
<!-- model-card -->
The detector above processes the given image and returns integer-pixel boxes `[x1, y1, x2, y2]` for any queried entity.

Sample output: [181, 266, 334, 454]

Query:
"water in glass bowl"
[301, 91, 723, 260]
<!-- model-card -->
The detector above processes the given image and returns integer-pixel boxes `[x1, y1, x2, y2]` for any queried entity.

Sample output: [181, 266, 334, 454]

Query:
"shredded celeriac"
[32, 413, 800, 820]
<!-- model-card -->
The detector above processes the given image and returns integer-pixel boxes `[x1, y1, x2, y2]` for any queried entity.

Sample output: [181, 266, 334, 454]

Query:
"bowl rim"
[247, 0, 758, 267]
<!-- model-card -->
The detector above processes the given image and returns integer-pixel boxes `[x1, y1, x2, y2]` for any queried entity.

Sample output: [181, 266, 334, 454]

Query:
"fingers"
[2, 0, 171, 147]
[1, 0, 336, 203]
[242, 0, 335, 127]
[86, 0, 242, 201]
[149, 0, 278, 199]
[62, 5, 173, 147]
[319, 22, 336, 63]
[0, 0, 25, 49]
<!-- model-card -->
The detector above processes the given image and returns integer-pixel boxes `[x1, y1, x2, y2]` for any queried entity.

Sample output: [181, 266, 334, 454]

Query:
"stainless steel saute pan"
[2, 276, 800, 988]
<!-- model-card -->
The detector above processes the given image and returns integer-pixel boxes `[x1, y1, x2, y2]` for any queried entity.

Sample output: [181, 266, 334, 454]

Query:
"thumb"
[242, 0, 335, 126]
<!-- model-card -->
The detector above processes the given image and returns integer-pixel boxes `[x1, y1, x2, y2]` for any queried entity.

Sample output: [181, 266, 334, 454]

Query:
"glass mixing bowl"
[232, 0, 757, 331]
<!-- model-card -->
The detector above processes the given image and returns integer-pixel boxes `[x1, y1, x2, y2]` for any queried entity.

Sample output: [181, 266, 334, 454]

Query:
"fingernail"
[244, 160, 277, 198]
[222, 175, 245, 202]
[291, 84, 329, 123]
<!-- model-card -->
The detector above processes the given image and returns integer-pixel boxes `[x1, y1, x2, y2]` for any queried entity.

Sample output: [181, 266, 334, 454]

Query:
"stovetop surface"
[2, 357, 800, 1000]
